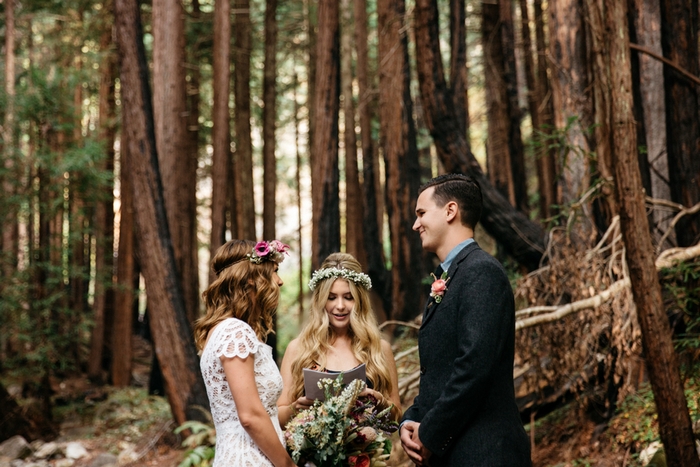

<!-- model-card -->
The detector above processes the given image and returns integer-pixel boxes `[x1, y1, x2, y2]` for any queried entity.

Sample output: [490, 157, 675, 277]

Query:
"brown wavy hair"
[194, 239, 281, 351]
[288, 253, 394, 400]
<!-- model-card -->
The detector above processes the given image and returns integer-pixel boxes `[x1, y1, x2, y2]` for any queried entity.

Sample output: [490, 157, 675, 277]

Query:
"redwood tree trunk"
[210, 0, 232, 282]
[482, 2, 514, 204]
[354, 0, 390, 316]
[311, 0, 341, 270]
[114, 0, 209, 424]
[153, 0, 199, 324]
[378, 0, 423, 321]
[660, 0, 700, 247]
[413, 0, 545, 271]
[608, 2, 700, 464]
[233, 0, 256, 240]
[341, 0, 365, 266]
[262, 0, 278, 241]
[449, 0, 468, 138]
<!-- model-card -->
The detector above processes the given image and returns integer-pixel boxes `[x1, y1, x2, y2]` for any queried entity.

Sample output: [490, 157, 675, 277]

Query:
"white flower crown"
[308, 267, 372, 291]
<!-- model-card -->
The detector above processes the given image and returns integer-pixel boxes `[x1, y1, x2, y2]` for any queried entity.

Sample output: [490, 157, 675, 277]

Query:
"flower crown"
[308, 267, 372, 291]
[215, 240, 290, 275]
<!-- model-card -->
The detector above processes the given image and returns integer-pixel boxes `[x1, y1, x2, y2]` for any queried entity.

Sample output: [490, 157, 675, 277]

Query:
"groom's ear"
[445, 201, 459, 223]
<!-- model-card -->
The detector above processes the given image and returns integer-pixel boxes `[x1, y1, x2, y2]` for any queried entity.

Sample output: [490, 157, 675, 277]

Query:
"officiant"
[277, 252, 402, 427]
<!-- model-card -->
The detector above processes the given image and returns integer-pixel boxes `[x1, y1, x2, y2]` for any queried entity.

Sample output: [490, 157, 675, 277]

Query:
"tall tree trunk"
[630, 0, 672, 247]
[153, 0, 199, 324]
[413, 0, 545, 271]
[2, 0, 18, 278]
[378, 0, 423, 322]
[311, 0, 341, 270]
[449, 0, 468, 139]
[210, 0, 232, 283]
[549, 0, 594, 235]
[533, 0, 557, 220]
[354, 0, 389, 317]
[262, 0, 279, 358]
[585, 0, 618, 232]
[499, 0, 528, 214]
[660, 0, 700, 247]
[114, 0, 209, 424]
[262, 0, 278, 242]
[1, 0, 18, 365]
[520, 0, 556, 220]
[233, 0, 256, 240]
[607, 3, 700, 464]
[112, 132, 135, 387]
[89, 8, 117, 381]
[482, 2, 514, 205]
[341, 0, 365, 266]
[186, 0, 202, 314]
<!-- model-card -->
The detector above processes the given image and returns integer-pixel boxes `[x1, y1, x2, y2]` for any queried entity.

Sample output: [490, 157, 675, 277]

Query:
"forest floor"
[8, 335, 699, 467]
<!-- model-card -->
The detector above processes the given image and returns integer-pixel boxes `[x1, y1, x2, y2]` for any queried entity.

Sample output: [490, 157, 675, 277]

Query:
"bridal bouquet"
[284, 376, 398, 467]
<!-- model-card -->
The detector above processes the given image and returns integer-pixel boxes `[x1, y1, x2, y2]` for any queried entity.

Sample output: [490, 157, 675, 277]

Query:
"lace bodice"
[200, 318, 284, 466]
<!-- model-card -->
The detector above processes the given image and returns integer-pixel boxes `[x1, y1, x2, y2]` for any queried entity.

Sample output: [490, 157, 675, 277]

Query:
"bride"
[194, 239, 296, 467]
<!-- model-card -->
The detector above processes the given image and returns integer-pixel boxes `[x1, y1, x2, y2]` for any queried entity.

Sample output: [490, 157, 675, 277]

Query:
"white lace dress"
[200, 318, 284, 467]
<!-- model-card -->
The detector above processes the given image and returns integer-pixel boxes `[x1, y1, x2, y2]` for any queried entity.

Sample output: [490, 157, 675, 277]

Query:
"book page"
[302, 364, 367, 401]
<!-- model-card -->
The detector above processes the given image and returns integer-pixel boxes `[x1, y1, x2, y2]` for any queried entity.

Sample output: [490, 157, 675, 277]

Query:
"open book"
[303, 364, 367, 401]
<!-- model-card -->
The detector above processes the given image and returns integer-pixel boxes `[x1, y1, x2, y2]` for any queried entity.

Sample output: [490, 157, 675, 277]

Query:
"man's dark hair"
[419, 173, 482, 228]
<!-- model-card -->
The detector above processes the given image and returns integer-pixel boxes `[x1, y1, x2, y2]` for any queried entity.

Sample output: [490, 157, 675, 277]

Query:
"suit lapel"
[421, 242, 479, 329]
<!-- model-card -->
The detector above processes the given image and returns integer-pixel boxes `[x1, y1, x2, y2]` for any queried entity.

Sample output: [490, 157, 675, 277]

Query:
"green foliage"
[175, 419, 216, 467]
[659, 259, 700, 355]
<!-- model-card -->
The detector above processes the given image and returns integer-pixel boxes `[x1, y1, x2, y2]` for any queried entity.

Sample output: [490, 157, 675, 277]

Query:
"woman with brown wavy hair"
[277, 252, 401, 428]
[195, 239, 295, 467]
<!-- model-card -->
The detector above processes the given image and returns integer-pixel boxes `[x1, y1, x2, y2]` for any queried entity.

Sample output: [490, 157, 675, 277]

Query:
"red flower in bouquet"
[348, 454, 370, 467]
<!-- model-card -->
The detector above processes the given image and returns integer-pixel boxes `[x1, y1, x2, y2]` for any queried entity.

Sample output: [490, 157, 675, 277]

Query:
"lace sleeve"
[212, 319, 261, 360]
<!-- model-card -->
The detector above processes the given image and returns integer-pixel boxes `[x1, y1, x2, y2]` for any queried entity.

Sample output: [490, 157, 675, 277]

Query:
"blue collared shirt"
[440, 238, 475, 273]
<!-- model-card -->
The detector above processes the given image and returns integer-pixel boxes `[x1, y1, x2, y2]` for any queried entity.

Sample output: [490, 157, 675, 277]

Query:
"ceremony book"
[303, 364, 367, 401]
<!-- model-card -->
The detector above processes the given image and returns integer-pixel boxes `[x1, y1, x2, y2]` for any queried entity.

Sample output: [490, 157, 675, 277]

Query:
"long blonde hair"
[194, 239, 280, 350]
[289, 253, 393, 400]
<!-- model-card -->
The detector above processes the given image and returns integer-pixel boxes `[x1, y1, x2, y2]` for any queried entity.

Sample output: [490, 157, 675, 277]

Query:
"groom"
[400, 174, 531, 466]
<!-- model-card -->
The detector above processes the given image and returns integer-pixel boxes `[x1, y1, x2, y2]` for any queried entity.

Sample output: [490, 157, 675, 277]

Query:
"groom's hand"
[400, 421, 424, 465]
[410, 425, 432, 466]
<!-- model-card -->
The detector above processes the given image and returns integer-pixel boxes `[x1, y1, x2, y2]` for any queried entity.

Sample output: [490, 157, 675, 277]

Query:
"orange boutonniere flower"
[430, 271, 449, 303]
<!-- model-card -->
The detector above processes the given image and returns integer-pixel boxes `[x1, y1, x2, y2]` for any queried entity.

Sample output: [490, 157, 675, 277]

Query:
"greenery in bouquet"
[284, 375, 398, 467]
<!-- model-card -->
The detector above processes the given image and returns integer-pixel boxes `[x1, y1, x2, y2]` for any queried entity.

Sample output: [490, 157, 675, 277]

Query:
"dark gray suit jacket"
[403, 242, 531, 466]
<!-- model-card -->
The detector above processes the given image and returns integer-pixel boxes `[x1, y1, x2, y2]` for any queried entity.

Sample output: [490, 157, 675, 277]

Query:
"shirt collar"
[440, 238, 475, 273]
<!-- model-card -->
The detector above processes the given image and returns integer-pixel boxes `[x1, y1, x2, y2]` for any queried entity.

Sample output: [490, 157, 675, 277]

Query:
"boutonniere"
[429, 271, 449, 303]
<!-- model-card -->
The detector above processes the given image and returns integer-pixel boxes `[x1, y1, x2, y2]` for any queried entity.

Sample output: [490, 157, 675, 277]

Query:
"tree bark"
[112, 131, 135, 388]
[607, 2, 700, 464]
[449, 0, 468, 139]
[341, 0, 365, 266]
[210, 0, 232, 283]
[378, 0, 423, 321]
[549, 0, 594, 233]
[153, 0, 199, 324]
[89, 7, 118, 381]
[482, 2, 514, 205]
[660, 0, 700, 247]
[630, 0, 672, 247]
[233, 0, 256, 240]
[499, 0, 528, 214]
[311, 0, 341, 270]
[354, 0, 390, 317]
[413, 0, 546, 271]
[114, 0, 209, 424]
[262, 0, 278, 242]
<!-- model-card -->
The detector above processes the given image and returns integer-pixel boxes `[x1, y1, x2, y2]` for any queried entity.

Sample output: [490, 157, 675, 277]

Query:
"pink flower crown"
[215, 240, 290, 275]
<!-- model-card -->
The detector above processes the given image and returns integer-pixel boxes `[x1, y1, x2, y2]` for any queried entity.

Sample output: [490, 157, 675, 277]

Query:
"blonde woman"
[278, 252, 401, 427]
[195, 239, 296, 467]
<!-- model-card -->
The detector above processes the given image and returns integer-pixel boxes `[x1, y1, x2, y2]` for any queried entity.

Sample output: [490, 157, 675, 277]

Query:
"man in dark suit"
[400, 174, 531, 466]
